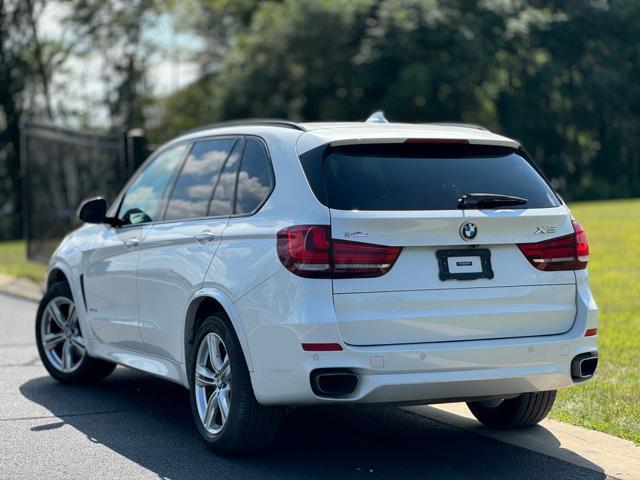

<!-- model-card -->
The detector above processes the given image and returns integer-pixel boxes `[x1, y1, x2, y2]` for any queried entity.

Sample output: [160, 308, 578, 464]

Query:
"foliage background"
[1, 0, 639, 444]
[1, 0, 639, 240]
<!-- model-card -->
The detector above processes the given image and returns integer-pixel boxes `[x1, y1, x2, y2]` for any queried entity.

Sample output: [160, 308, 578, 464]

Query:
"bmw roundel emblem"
[460, 221, 478, 241]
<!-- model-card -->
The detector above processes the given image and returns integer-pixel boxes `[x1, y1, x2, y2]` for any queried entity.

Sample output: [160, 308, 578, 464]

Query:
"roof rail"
[181, 119, 306, 136]
[426, 122, 489, 132]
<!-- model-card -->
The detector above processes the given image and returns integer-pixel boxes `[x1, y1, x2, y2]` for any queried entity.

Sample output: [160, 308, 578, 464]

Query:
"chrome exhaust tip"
[310, 369, 358, 397]
[571, 353, 598, 380]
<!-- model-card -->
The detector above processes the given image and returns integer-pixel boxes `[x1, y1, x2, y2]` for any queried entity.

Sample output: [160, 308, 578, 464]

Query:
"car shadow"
[20, 368, 606, 480]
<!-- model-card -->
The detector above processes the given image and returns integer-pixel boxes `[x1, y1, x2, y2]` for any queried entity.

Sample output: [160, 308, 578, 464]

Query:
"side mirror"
[77, 197, 107, 224]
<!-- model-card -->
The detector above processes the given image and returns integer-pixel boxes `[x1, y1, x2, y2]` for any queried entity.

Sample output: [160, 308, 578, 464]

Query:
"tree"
[62, 0, 158, 129]
[154, 0, 640, 201]
[0, 0, 56, 239]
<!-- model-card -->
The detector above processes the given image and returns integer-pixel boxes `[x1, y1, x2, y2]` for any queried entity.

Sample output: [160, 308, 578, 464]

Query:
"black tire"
[467, 390, 557, 429]
[36, 281, 115, 384]
[189, 315, 282, 455]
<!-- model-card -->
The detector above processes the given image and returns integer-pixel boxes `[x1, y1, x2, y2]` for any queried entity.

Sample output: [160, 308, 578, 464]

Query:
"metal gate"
[20, 121, 148, 263]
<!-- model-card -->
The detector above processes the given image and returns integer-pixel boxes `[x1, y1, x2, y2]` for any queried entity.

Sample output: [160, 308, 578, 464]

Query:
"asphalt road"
[0, 293, 608, 480]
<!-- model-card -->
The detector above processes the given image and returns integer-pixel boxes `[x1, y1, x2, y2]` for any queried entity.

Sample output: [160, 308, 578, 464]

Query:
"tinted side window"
[208, 140, 242, 216]
[235, 139, 273, 214]
[118, 144, 187, 225]
[164, 138, 236, 221]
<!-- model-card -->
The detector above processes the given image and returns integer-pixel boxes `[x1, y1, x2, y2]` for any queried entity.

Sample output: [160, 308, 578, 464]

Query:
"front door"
[84, 224, 148, 348]
[84, 143, 189, 350]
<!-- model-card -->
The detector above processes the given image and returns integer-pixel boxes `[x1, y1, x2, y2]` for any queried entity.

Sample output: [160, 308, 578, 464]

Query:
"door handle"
[124, 238, 140, 249]
[194, 230, 215, 243]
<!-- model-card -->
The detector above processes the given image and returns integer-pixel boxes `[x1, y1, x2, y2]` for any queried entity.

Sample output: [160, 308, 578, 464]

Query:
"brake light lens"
[517, 220, 589, 271]
[277, 225, 331, 277]
[277, 225, 401, 278]
[404, 138, 469, 144]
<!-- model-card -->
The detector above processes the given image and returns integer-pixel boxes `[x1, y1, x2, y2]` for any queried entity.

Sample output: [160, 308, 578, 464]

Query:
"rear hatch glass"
[315, 143, 559, 211]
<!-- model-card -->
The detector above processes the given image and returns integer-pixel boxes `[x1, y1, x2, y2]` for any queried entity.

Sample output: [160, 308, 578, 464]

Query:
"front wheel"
[467, 391, 556, 429]
[189, 315, 281, 455]
[36, 281, 115, 384]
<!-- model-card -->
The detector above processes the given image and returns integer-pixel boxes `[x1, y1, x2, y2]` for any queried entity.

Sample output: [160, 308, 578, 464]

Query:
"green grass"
[0, 199, 639, 442]
[0, 240, 47, 283]
[550, 199, 640, 444]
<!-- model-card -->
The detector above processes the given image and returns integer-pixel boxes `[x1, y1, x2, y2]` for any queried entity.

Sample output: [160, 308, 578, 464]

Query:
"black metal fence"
[20, 121, 149, 263]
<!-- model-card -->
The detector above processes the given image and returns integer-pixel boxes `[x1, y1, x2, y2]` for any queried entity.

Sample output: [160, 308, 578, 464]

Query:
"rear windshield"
[300, 143, 560, 211]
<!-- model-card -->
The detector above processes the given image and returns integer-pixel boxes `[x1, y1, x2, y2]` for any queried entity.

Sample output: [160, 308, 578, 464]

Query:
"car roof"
[296, 122, 520, 154]
[171, 119, 520, 153]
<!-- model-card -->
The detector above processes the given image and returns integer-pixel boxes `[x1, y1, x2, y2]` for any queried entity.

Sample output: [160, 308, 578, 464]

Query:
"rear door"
[137, 137, 242, 362]
[320, 142, 577, 345]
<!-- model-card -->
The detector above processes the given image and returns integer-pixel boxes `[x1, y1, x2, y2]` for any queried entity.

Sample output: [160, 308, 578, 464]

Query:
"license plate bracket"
[436, 248, 494, 281]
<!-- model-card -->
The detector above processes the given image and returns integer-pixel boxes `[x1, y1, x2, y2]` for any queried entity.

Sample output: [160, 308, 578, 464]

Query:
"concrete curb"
[0, 273, 43, 303]
[406, 403, 640, 480]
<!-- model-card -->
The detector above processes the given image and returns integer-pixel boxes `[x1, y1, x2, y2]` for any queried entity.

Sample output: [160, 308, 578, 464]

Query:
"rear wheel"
[36, 281, 115, 384]
[189, 315, 281, 455]
[467, 390, 556, 429]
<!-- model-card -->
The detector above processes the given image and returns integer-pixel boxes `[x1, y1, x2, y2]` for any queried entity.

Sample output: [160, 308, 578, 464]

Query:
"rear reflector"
[517, 220, 589, 271]
[302, 343, 343, 351]
[585, 328, 598, 337]
[277, 225, 401, 279]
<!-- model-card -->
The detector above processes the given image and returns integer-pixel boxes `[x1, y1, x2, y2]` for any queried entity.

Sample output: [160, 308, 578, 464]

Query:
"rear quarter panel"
[201, 127, 330, 304]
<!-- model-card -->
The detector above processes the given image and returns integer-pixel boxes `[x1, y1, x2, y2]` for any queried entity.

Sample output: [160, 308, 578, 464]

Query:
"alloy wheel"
[194, 332, 232, 435]
[40, 296, 86, 373]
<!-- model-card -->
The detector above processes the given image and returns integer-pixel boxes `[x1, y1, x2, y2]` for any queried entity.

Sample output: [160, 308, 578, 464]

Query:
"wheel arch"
[44, 259, 98, 348]
[46, 261, 85, 308]
[183, 289, 254, 375]
[46, 260, 80, 298]
[47, 267, 70, 289]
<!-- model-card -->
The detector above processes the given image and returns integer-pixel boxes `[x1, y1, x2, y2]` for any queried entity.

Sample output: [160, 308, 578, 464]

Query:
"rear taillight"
[277, 225, 401, 279]
[517, 220, 589, 271]
[277, 225, 331, 277]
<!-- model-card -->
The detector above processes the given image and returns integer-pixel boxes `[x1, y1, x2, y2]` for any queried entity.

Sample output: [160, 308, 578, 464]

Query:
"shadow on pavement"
[20, 368, 606, 480]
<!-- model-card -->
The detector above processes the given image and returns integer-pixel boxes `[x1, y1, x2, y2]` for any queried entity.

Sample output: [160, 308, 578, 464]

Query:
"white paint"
[46, 123, 598, 411]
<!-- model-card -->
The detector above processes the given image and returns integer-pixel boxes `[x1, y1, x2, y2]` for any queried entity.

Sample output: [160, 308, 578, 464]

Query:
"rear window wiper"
[457, 193, 528, 209]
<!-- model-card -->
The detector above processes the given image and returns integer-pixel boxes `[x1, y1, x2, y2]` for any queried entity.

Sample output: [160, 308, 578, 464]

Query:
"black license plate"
[436, 248, 494, 281]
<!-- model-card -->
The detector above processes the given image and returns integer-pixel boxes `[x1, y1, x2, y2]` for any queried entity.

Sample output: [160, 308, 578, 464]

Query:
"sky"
[38, 2, 201, 128]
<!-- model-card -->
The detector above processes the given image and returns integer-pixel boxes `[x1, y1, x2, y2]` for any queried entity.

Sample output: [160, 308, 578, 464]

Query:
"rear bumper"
[251, 333, 597, 405]
[239, 269, 598, 406]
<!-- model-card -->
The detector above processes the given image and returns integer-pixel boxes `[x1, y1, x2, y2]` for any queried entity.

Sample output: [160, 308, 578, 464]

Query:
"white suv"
[37, 116, 598, 454]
